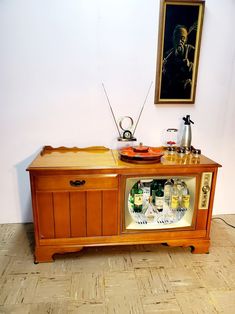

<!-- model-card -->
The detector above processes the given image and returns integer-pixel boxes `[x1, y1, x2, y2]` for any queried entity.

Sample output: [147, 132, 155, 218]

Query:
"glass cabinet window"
[125, 176, 196, 230]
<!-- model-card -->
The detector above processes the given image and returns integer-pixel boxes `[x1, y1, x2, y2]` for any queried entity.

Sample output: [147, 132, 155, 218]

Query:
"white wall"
[0, 0, 234, 223]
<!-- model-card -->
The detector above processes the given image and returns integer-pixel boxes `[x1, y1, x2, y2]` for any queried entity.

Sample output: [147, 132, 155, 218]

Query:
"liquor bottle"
[133, 181, 143, 213]
[175, 179, 184, 204]
[150, 180, 158, 205]
[181, 184, 190, 210]
[171, 182, 179, 210]
[129, 182, 136, 206]
[164, 178, 173, 204]
[155, 183, 164, 212]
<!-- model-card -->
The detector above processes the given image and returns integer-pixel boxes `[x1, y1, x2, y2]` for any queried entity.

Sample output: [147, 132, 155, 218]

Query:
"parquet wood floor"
[0, 215, 234, 313]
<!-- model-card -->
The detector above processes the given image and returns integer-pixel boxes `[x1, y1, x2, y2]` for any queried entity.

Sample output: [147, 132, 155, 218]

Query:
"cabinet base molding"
[34, 238, 210, 263]
[34, 245, 84, 263]
[163, 238, 210, 254]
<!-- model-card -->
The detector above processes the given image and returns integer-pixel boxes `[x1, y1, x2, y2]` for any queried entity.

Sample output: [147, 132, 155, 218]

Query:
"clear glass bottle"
[165, 128, 178, 147]
[164, 178, 173, 204]
[155, 183, 164, 212]
[181, 183, 190, 210]
[175, 178, 182, 190]
[171, 182, 179, 210]
[175, 179, 185, 204]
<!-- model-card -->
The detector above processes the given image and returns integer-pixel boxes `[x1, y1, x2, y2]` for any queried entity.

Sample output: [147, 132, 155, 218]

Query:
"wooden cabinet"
[27, 146, 221, 263]
[35, 174, 118, 239]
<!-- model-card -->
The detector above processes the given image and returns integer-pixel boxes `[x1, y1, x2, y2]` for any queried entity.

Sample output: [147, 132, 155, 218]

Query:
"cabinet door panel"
[102, 190, 118, 236]
[37, 192, 55, 239]
[70, 192, 86, 237]
[87, 191, 102, 236]
[53, 192, 71, 238]
[36, 189, 119, 239]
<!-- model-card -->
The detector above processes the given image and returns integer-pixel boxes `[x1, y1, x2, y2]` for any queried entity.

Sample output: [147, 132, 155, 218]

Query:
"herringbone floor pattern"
[0, 215, 235, 313]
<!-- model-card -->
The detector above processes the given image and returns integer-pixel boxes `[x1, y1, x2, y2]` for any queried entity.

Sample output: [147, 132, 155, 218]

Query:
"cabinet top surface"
[27, 146, 221, 171]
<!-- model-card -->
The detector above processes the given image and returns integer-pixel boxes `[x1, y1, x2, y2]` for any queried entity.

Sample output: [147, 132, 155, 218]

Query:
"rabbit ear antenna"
[133, 81, 153, 136]
[102, 83, 122, 137]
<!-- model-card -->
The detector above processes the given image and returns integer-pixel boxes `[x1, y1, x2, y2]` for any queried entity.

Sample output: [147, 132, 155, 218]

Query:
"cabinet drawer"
[35, 174, 118, 191]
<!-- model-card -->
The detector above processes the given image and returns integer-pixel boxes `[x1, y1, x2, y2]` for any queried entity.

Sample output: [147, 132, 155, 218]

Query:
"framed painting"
[154, 0, 205, 104]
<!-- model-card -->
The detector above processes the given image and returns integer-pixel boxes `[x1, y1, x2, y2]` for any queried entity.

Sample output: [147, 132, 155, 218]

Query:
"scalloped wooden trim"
[40, 145, 110, 156]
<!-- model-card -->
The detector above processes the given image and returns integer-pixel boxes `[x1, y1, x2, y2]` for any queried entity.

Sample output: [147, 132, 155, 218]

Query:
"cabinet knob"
[70, 180, 86, 187]
[202, 185, 210, 194]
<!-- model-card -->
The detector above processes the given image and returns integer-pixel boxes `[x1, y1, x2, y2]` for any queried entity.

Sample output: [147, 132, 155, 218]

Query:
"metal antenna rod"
[102, 83, 122, 137]
[133, 81, 153, 136]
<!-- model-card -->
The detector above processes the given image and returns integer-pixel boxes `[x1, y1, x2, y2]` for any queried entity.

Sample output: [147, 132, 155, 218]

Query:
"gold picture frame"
[154, 0, 205, 104]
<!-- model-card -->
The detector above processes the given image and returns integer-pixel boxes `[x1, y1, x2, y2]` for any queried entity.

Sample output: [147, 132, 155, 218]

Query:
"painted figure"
[161, 25, 195, 99]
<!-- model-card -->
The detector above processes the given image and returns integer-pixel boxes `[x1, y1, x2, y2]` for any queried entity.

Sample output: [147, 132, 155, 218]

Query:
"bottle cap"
[192, 148, 201, 156]
[177, 147, 186, 154]
[184, 147, 191, 154]
[166, 146, 176, 153]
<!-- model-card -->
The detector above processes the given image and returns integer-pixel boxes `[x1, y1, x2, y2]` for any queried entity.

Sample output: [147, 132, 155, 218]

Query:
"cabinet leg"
[35, 247, 55, 263]
[164, 239, 210, 254]
[190, 240, 210, 254]
[34, 246, 84, 263]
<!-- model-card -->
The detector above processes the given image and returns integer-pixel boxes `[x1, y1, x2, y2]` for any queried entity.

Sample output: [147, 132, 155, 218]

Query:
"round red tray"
[118, 145, 163, 164]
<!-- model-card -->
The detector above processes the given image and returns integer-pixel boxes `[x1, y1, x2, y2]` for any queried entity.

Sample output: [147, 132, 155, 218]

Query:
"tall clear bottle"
[181, 183, 190, 210]
[164, 178, 173, 205]
[175, 179, 184, 205]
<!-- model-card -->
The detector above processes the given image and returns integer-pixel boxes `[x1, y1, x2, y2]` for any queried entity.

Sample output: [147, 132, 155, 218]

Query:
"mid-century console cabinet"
[27, 146, 221, 263]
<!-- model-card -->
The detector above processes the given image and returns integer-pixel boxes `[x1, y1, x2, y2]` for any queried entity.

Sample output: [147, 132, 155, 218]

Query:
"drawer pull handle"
[70, 180, 86, 187]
